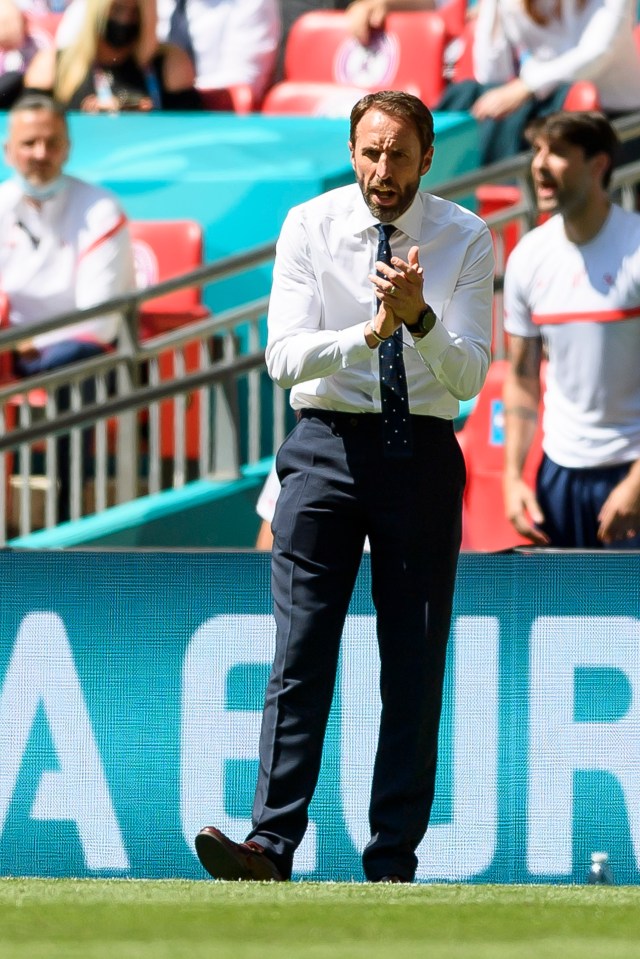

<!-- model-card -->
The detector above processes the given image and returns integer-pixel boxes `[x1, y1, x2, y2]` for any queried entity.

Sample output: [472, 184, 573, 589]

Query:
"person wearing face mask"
[0, 93, 136, 519]
[23, 0, 201, 111]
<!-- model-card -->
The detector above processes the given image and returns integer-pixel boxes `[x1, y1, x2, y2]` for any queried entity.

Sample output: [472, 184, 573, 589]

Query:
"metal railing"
[1, 111, 639, 544]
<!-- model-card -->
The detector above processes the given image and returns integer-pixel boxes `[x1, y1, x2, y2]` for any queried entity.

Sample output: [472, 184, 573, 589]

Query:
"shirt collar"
[348, 187, 425, 242]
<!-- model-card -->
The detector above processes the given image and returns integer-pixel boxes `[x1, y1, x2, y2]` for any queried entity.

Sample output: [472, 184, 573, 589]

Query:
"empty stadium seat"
[458, 359, 545, 551]
[262, 9, 449, 115]
[130, 219, 210, 462]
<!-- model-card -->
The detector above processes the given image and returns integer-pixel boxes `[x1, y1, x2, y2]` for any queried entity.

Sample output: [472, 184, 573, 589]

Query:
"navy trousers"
[537, 453, 640, 549]
[248, 410, 466, 881]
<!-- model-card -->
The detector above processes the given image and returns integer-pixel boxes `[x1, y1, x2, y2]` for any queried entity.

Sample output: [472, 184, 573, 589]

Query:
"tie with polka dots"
[376, 224, 412, 458]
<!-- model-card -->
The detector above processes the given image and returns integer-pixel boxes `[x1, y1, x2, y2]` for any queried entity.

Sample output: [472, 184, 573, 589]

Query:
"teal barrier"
[1, 550, 639, 883]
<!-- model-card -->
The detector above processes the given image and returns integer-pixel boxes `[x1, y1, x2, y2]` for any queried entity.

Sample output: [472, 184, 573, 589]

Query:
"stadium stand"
[261, 9, 449, 114]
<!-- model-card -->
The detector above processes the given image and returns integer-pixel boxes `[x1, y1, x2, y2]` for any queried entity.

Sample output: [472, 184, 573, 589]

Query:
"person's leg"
[363, 418, 466, 881]
[478, 85, 570, 166]
[14, 340, 108, 522]
[247, 412, 368, 877]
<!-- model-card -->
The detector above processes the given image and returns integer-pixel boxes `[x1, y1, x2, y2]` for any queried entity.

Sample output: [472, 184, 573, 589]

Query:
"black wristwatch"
[405, 305, 436, 337]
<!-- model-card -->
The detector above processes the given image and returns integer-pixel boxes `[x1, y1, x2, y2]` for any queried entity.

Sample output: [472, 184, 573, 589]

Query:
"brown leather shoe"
[195, 826, 284, 881]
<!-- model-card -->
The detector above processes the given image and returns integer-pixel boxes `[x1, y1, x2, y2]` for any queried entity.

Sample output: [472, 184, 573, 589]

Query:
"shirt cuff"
[338, 322, 376, 367]
[412, 315, 450, 361]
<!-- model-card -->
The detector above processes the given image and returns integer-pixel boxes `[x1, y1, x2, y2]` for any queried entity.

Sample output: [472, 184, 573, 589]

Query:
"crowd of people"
[0, 0, 636, 154]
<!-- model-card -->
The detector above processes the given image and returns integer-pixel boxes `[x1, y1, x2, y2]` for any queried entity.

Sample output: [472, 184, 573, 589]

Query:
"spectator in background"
[56, 0, 281, 104]
[0, 0, 62, 106]
[436, 0, 640, 166]
[155, 0, 281, 103]
[503, 111, 640, 548]
[24, 0, 201, 110]
[0, 94, 135, 519]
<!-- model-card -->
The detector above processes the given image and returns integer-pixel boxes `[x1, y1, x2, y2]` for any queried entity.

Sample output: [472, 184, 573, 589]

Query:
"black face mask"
[103, 18, 141, 48]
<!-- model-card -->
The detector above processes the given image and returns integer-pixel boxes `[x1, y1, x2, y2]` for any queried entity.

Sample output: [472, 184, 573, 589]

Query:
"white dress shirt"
[473, 0, 640, 110]
[0, 175, 135, 348]
[266, 183, 495, 420]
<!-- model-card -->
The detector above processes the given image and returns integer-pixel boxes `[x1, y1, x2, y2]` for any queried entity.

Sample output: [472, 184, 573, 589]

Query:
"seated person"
[436, 0, 640, 167]
[0, 93, 136, 520]
[54, 0, 281, 104]
[24, 0, 201, 111]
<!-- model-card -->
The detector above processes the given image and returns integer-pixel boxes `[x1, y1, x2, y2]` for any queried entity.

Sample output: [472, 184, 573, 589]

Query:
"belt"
[297, 408, 453, 434]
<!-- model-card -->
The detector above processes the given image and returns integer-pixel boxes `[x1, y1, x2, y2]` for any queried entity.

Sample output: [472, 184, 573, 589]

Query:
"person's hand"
[345, 0, 389, 46]
[369, 244, 426, 336]
[80, 93, 121, 114]
[504, 475, 550, 545]
[471, 78, 532, 121]
[15, 338, 40, 362]
[597, 472, 640, 544]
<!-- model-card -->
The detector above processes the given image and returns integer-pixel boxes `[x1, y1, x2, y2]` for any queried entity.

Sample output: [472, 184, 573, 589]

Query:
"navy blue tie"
[376, 224, 412, 458]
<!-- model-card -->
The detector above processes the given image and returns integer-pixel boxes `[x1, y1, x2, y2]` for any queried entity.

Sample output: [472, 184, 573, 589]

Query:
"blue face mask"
[15, 173, 68, 202]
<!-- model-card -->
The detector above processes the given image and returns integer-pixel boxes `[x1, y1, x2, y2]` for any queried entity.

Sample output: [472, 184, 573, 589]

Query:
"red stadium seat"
[562, 80, 600, 111]
[130, 220, 210, 461]
[262, 9, 449, 114]
[437, 0, 467, 39]
[458, 359, 545, 551]
[0, 293, 12, 385]
[197, 85, 256, 113]
[130, 219, 209, 338]
[262, 81, 371, 116]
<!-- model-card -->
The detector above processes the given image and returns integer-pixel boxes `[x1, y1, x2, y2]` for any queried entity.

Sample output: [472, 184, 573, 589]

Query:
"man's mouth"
[535, 179, 557, 201]
[370, 185, 396, 205]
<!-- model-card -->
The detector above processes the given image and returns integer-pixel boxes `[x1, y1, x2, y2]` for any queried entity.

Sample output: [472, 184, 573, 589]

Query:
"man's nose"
[376, 155, 391, 179]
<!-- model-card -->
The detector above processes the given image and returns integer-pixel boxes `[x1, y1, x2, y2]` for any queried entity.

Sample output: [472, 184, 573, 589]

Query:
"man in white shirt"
[503, 110, 640, 548]
[0, 92, 135, 519]
[195, 90, 494, 883]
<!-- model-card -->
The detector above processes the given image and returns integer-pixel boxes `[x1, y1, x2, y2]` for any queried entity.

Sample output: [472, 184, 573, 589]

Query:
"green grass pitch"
[2, 879, 640, 959]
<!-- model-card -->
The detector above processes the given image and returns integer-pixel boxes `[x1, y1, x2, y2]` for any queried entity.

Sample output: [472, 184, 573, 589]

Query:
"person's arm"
[410, 224, 495, 401]
[0, 0, 24, 51]
[159, 42, 202, 109]
[597, 459, 640, 544]
[22, 46, 56, 93]
[345, 0, 436, 46]
[71, 195, 136, 345]
[266, 210, 382, 389]
[502, 333, 549, 544]
[518, 0, 634, 98]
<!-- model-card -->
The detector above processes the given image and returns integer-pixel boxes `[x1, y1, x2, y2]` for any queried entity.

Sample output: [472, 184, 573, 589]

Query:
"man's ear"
[348, 139, 355, 171]
[420, 147, 434, 177]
